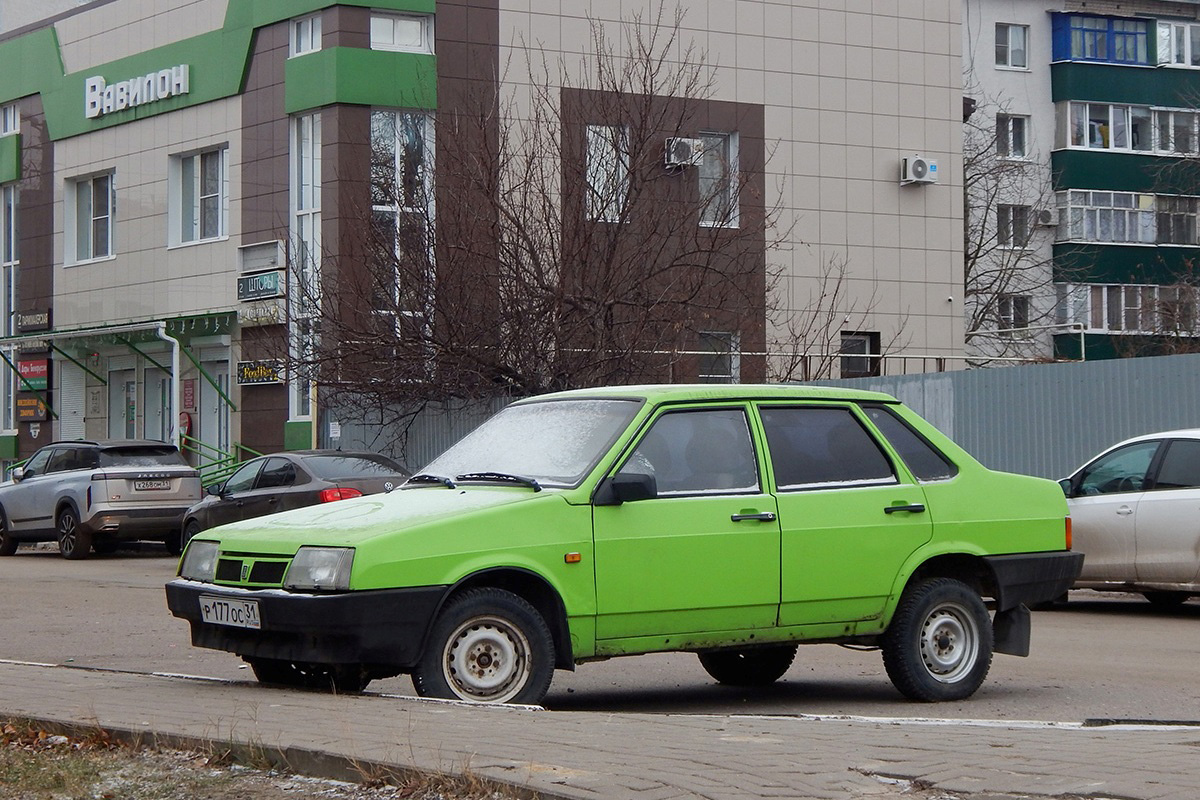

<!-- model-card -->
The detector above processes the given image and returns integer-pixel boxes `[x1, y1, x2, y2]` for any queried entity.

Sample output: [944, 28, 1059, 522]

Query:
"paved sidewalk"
[1, 660, 1197, 799]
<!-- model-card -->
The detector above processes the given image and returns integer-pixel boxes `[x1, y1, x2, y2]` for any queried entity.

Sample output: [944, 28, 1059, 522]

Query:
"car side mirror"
[594, 472, 657, 506]
[206, 483, 224, 497]
[10, 466, 25, 482]
[1058, 478, 1073, 497]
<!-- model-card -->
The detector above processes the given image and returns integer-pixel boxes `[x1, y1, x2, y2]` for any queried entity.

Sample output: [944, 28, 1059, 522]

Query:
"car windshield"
[98, 446, 187, 468]
[422, 398, 642, 487]
[305, 454, 407, 479]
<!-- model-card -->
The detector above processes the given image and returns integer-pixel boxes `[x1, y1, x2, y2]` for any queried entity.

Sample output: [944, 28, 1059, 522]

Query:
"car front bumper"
[165, 579, 447, 668]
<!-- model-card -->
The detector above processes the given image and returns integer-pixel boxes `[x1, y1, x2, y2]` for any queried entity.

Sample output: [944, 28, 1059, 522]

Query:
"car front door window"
[1077, 441, 1159, 494]
[223, 461, 263, 494]
[618, 408, 759, 494]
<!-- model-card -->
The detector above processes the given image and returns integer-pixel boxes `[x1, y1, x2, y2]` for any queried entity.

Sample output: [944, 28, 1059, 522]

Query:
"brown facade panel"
[241, 21, 290, 245]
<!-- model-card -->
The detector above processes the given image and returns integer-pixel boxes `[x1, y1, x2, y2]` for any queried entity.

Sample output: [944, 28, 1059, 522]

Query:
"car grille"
[214, 556, 289, 587]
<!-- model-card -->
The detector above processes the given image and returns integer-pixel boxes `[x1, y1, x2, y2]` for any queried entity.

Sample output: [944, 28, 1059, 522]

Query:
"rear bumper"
[165, 579, 447, 668]
[984, 551, 1085, 611]
[82, 506, 190, 538]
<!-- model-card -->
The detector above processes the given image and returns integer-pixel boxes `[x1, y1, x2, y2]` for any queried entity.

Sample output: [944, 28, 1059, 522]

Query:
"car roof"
[512, 383, 899, 405]
[1107, 429, 1200, 447]
[40, 439, 176, 449]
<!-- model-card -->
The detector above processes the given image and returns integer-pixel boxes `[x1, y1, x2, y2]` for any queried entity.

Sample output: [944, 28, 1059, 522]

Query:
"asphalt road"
[2, 544, 1197, 723]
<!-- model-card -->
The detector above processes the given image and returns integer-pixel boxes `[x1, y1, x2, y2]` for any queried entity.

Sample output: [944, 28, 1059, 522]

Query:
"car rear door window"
[862, 405, 958, 481]
[620, 408, 759, 495]
[257, 458, 297, 489]
[760, 406, 897, 490]
[1150, 439, 1200, 490]
[1076, 441, 1159, 494]
[46, 449, 74, 473]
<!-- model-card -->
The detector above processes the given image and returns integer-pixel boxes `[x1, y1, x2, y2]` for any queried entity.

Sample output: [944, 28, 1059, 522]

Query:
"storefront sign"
[238, 299, 284, 327]
[17, 359, 48, 390]
[17, 396, 48, 422]
[237, 270, 283, 301]
[17, 309, 51, 332]
[236, 360, 283, 385]
[85, 64, 190, 119]
[182, 379, 196, 411]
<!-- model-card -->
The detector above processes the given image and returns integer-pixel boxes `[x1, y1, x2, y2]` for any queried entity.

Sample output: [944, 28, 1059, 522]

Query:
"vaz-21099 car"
[167, 385, 1082, 704]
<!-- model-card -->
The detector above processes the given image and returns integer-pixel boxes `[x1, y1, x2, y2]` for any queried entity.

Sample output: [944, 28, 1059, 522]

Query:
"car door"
[759, 404, 933, 626]
[1067, 439, 1160, 582]
[2, 447, 56, 532]
[592, 405, 780, 640]
[205, 459, 265, 529]
[1135, 438, 1200, 585]
[252, 457, 303, 516]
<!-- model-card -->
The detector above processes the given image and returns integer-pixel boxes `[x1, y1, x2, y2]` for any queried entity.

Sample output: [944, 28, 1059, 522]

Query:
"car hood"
[196, 485, 564, 552]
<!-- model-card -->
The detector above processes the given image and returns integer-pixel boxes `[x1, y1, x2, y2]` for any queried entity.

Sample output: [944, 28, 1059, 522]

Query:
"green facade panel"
[0, 434, 16, 461]
[1053, 243, 1200, 285]
[0, 134, 19, 184]
[1050, 150, 1199, 195]
[1052, 332, 1176, 361]
[1051, 62, 1200, 106]
[285, 47, 436, 113]
[0, 27, 65, 105]
[284, 420, 314, 451]
[224, 0, 435, 30]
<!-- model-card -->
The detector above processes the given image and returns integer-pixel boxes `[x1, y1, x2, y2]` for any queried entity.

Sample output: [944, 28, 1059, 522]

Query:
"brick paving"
[1, 660, 1197, 799]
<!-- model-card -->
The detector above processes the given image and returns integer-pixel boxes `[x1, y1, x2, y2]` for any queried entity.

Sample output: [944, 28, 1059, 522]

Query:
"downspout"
[154, 321, 182, 445]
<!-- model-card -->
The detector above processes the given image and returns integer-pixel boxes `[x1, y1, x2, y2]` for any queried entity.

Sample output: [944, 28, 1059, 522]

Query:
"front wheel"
[698, 644, 797, 686]
[1143, 591, 1189, 609]
[0, 509, 16, 557]
[413, 588, 554, 705]
[57, 507, 92, 560]
[247, 657, 371, 693]
[882, 577, 993, 702]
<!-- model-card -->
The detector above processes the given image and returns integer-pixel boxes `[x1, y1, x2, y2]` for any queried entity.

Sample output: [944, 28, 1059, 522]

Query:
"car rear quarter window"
[619, 408, 759, 495]
[1152, 439, 1200, 490]
[98, 447, 188, 467]
[759, 406, 897, 490]
[305, 454, 406, 479]
[861, 405, 958, 482]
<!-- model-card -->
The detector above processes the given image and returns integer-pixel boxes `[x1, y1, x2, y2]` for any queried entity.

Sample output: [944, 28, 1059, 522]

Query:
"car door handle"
[884, 504, 926, 514]
[731, 512, 776, 522]
[1116, 506, 1133, 516]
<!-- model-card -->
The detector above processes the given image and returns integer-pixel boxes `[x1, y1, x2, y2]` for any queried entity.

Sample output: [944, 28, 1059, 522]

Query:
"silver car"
[0, 440, 201, 560]
[1061, 430, 1200, 608]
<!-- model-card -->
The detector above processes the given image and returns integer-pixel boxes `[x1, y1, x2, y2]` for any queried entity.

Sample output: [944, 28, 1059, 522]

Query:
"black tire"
[0, 509, 16, 557]
[247, 657, 371, 693]
[92, 539, 120, 555]
[1143, 591, 1189, 609]
[57, 506, 92, 561]
[413, 587, 555, 705]
[698, 644, 797, 686]
[180, 519, 202, 551]
[882, 577, 993, 702]
[164, 530, 183, 556]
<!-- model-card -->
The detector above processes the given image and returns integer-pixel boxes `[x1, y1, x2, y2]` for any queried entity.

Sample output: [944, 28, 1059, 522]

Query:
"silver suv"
[0, 440, 201, 559]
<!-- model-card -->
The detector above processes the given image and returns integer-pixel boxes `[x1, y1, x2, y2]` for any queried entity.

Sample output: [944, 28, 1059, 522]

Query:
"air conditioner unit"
[665, 137, 705, 169]
[1034, 208, 1059, 227]
[900, 154, 938, 185]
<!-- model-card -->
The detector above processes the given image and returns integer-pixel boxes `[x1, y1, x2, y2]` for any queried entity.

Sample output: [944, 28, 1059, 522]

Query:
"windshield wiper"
[455, 472, 542, 492]
[406, 473, 457, 488]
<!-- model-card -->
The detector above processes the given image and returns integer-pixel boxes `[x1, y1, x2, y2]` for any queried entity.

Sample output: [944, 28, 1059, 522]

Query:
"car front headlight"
[179, 540, 219, 582]
[284, 547, 355, 591]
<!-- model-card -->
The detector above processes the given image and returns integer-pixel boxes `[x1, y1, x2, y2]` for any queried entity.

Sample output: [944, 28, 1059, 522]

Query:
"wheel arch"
[55, 497, 81, 522]
[439, 567, 575, 670]
[887, 552, 997, 625]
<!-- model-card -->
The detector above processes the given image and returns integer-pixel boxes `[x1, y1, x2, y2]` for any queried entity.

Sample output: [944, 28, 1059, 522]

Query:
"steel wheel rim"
[918, 601, 978, 684]
[442, 615, 531, 703]
[58, 513, 78, 554]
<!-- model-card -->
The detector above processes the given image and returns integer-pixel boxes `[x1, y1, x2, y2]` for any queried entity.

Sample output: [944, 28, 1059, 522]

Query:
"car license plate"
[134, 479, 171, 491]
[199, 595, 261, 629]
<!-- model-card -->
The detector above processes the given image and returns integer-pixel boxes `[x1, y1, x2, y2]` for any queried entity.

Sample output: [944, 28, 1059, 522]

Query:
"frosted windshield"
[423, 399, 642, 487]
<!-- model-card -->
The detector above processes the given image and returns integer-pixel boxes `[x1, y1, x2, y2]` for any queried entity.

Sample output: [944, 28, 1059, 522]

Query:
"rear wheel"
[1143, 591, 1189, 609]
[247, 657, 371, 693]
[57, 507, 92, 561]
[0, 509, 16, 557]
[882, 577, 993, 702]
[698, 645, 798, 686]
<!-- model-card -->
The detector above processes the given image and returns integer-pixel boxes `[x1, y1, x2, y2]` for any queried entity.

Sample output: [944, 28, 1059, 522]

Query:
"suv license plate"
[134, 479, 171, 490]
[199, 596, 261, 629]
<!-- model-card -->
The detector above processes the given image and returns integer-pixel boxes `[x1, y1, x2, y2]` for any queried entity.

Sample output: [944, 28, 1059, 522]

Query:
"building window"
[996, 23, 1028, 68]
[0, 184, 16, 430]
[1055, 15, 1149, 64]
[996, 114, 1028, 158]
[68, 172, 114, 262]
[585, 124, 629, 223]
[997, 204, 1030, 248]
[1157, 196, 1199, 244]
[0, 104, 17, 136]
[290, 113, 322, 419]
[171, 148, 226, 245]
[370, 110, 434, 338]
[370, 13, 433, 53]
[1059, 190, 1198, 245]
[1155, 109, 1200, 155]
[998, 294, 1030, 332]
[840, 332, 881, 378]
[1158, 22, 1200, 67]
[697, 331, 740, 383]
[290, 14, 322, 57]
[698, 132, 738, 227]
[1056, 283, 1200, 334]
[1064, 102, 1152, 151]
